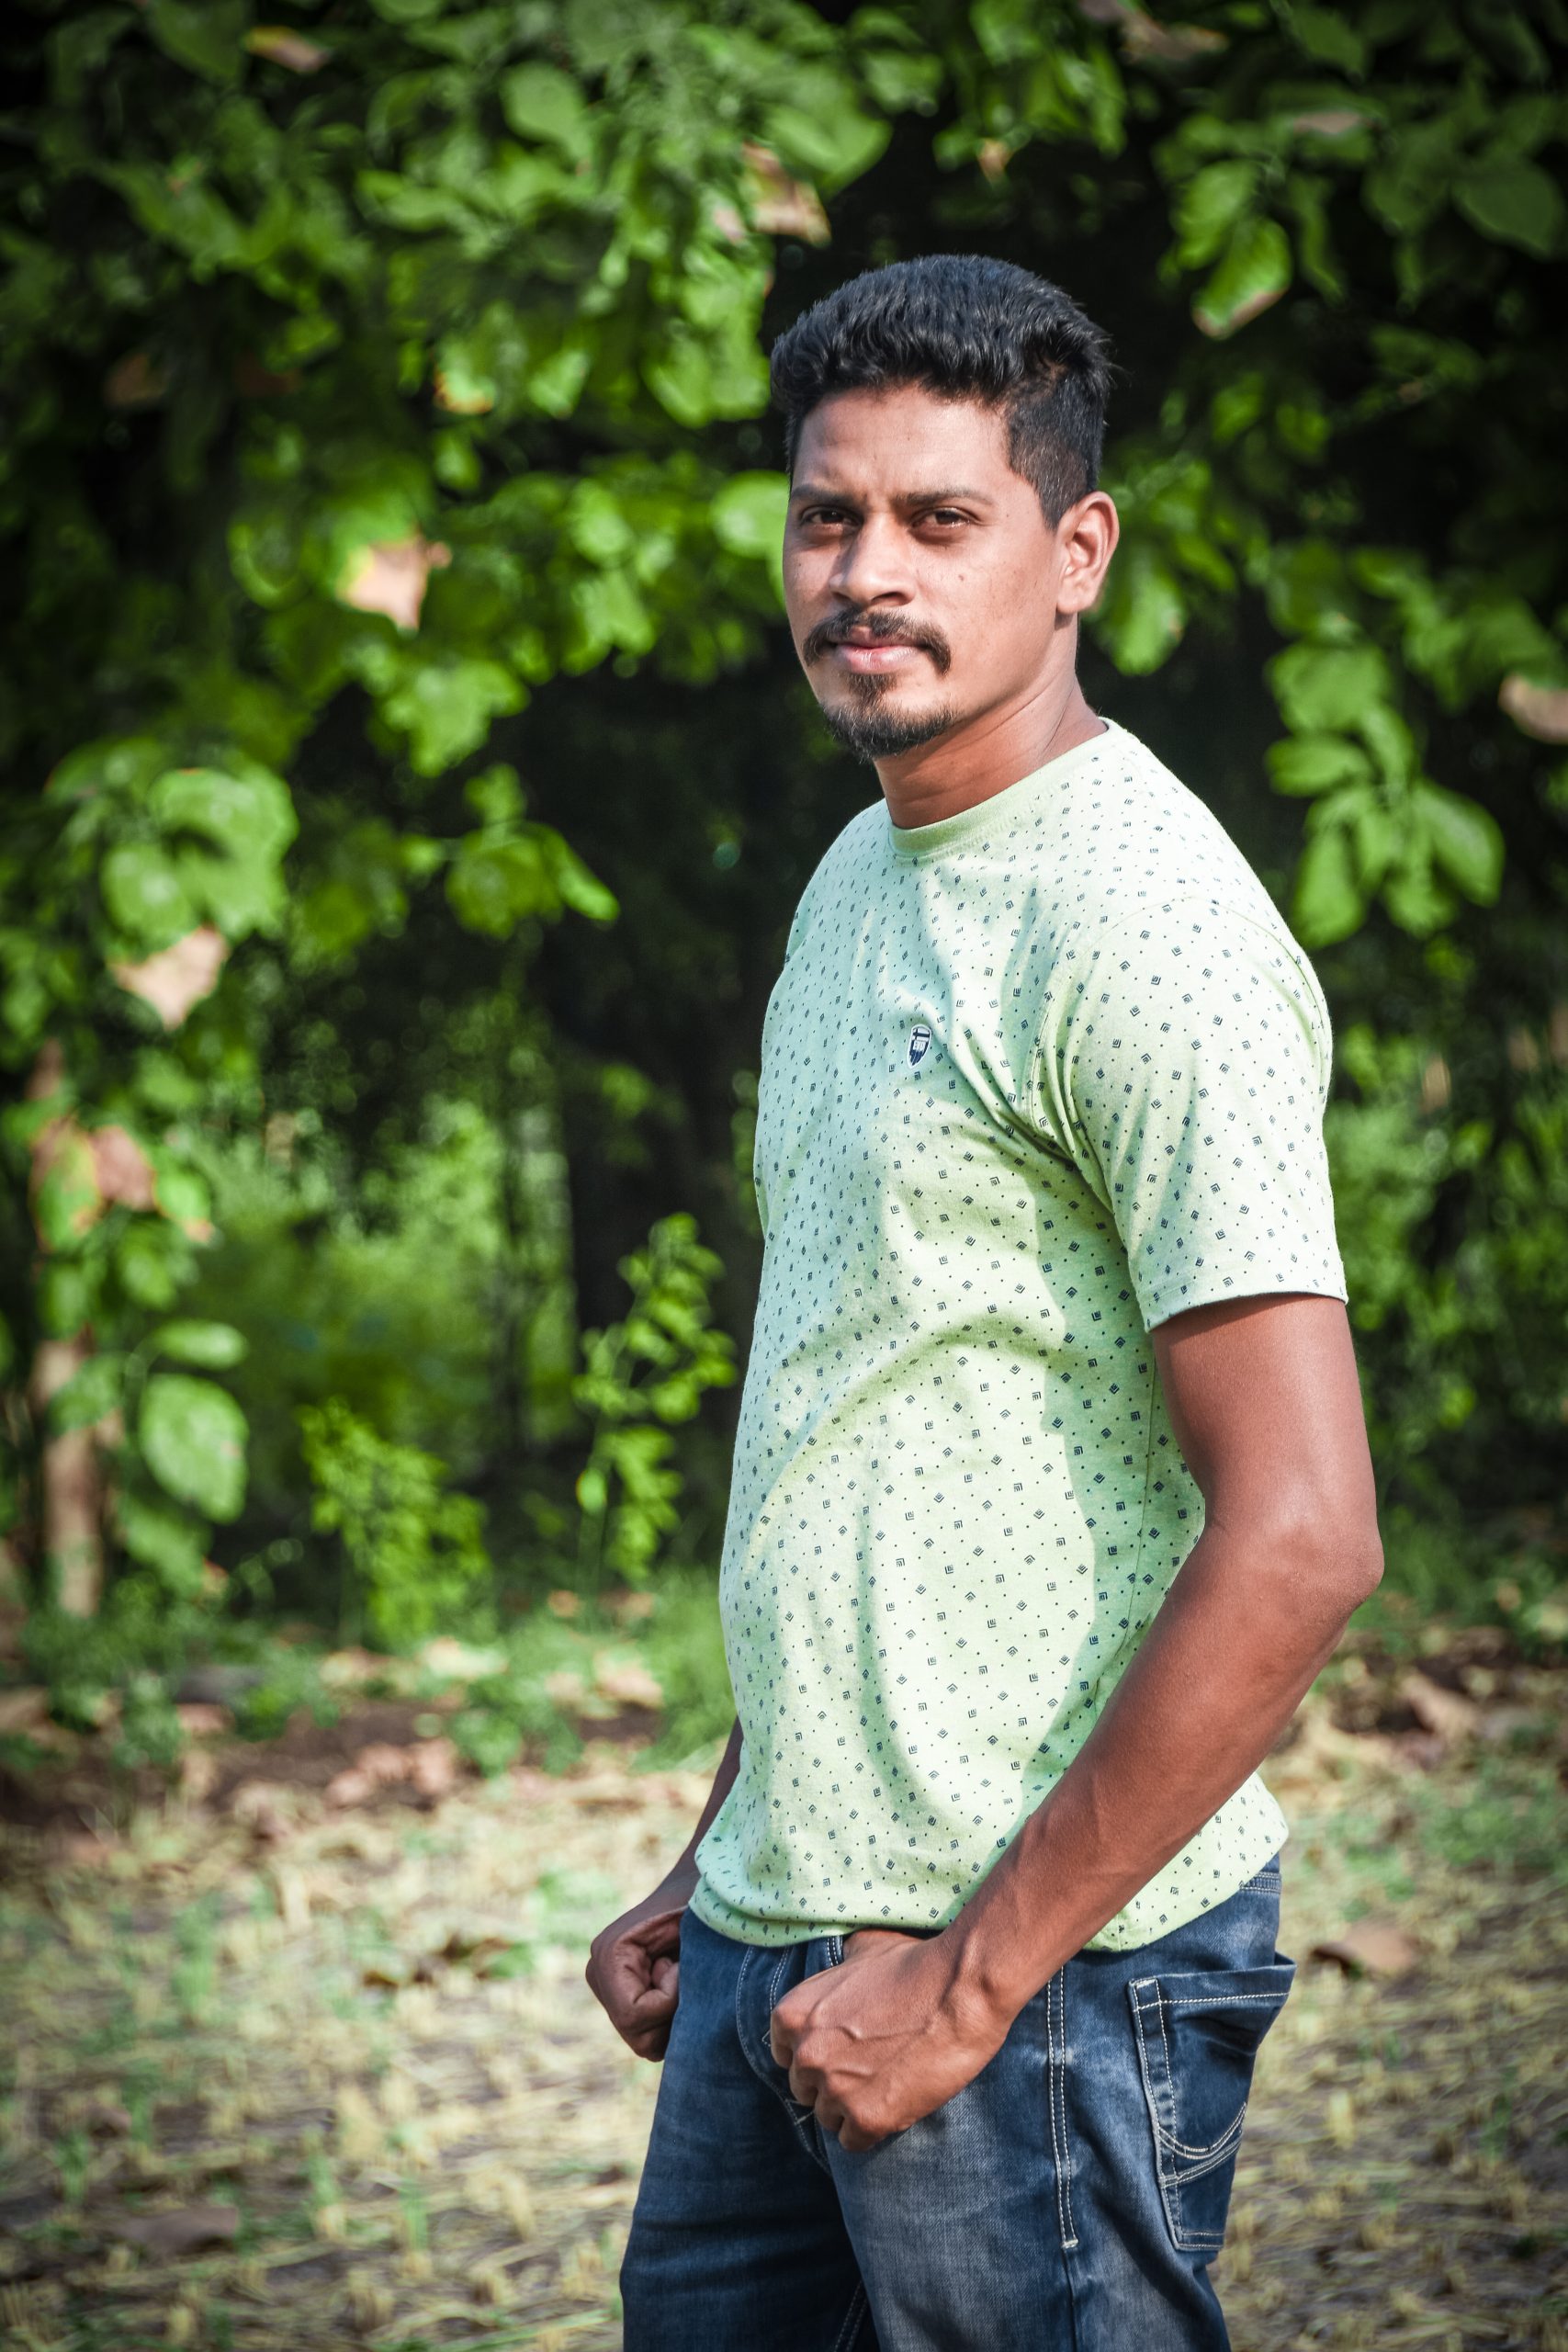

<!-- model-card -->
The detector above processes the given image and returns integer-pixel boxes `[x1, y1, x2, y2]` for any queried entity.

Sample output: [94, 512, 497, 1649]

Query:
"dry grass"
[0, 1695, 1563, 2351]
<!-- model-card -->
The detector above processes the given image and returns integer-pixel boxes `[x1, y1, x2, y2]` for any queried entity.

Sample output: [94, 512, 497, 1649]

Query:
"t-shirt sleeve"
[1031, 899, 1348, 1329]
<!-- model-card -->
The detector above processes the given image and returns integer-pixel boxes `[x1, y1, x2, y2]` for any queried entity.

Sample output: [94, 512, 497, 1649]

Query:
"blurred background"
[2, 4, 1566, 2348]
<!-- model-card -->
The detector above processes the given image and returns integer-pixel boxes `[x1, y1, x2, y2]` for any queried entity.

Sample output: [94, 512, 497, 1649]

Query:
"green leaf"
[1266, 736, 1373, 797]
[710, 472, 789, 560]
[446, 836, 557, 936]
[100, 843, 197, 947]
[144, 0, 246, 85]
[49, 1353, 126, 1435]
[1292, 826, 1366, 946]
[149, 765, 297, 860]
[140, 1374, 248, 1521]
[541, 832, 619, 924]
[1414, 784, 1505, 903]
[1090, 542, 1187, 674]
[1269, 641, 1393, 733]
[380, 659, 524, 775]
[117, 1487, 207, 1584]
[151, 1319, 248, 1368]
[1172, 161, 1258, 270]
[1288, 6, 1368, 73]
[1193, 217, 1292, 339]
[1454, 160, 1565, 258]
[500, 63, 592, 160]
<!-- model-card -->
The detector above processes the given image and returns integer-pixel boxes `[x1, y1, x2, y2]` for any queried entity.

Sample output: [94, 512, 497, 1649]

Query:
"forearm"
[653, 1716, 743, 1900]
[946, 1519, 1378, 2016]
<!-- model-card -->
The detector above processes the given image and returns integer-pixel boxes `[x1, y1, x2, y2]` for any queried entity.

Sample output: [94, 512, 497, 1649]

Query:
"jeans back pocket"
[1128, 1962, 1296, 2253]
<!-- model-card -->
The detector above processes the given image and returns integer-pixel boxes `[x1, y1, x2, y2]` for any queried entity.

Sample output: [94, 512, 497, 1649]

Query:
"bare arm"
[772, 1294, 1382, 2146]
[585, 1716, 742, 2059]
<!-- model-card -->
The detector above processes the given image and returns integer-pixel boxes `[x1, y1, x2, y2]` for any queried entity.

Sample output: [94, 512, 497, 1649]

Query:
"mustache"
[801, 607, 953, 676]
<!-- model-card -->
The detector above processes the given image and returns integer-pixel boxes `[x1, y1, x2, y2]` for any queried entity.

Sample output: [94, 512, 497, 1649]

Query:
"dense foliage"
[3, 0, 1565, 1712]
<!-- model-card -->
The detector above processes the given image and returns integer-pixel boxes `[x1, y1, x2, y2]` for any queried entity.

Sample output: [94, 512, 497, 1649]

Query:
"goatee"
[818, 689, 957, 764]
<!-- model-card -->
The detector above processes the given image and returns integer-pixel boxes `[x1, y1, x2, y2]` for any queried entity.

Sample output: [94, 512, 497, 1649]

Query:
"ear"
[1055, 492, 1120, 617]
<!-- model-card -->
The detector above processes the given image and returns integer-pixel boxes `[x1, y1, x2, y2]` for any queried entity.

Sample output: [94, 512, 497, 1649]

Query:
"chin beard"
[818, 684, 957, 764]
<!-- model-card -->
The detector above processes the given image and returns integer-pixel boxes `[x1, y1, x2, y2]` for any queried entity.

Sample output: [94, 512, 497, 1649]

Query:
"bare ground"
[1, 1662, 1564, 2352]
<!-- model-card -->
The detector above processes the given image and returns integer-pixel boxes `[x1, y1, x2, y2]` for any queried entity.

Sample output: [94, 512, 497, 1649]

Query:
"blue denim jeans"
[621, 1858, 1292, 2351]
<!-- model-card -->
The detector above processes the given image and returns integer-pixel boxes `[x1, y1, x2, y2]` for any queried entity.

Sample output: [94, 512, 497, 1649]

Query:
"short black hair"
[770, 254, 1113, 524]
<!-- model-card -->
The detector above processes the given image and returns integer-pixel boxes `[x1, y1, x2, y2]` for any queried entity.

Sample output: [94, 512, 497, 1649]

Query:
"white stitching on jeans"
[830, 2281, 869, 2352]
[1046, 1970, 1078, 2251]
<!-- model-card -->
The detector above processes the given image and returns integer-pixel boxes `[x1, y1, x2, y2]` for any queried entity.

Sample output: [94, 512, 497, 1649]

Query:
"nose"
[829, 511, 914, 611]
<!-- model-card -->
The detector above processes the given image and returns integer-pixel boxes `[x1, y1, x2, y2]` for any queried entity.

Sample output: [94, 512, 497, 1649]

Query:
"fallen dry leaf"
[174, 1702, 232, 1739]
[592, 1657, 663, 1712]
[84, 2098, 134, 2138]
[337, 535, 451, 631]
[418, 1637, 507, 1682]
[405, 1738, 459, 1799]
[110, 925, 229, 1028]
[0, 1686, 51, 1735]
[230, 1781, 296, 1842]
[104, 2202, 239, 2256]
[1399, 1669, 1482, 1746]
[320, 1646, 395, 1689]
[325, 1767, 377, 1809]
[1310, 1920, 1421, 1978]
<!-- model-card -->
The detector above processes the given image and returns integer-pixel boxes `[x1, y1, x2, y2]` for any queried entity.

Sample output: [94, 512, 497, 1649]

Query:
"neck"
[874, 658, 1105, 831]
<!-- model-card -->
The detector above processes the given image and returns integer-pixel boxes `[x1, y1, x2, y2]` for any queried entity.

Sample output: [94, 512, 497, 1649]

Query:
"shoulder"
[1038, 725, 1325, 1013]
[784, 797, 886, 953]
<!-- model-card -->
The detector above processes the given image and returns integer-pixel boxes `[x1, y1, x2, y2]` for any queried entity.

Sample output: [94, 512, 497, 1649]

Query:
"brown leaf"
[1076, 0, 1224, 60]
[325, 1768, 377, 1809]
[1399, 1669, 1482, 1745]
[84, 2098, 134, 2138]
[245, 25, 331, 72]
[105, 2202, 239, 2256]
[739, 144, 829, 244]
[417, 1636, 506, 1682]
[592, 1657, 663, 1712]
[433, 369, 496, 415]
[0, 1686, 51, 1735]
[90, 1125, 157, 1212]
[111, 925, 230, 1028]
[104, 352, 171, 410]
[233, 353, 303, 397]
[174, 1702, 231, 1738]
[405, 1737, 459, 1799]
[337, 535, 451, 630]
[1499, 673, 1568, 742]
[320, 1645, 394, 1688]
[1290, 109, 1372, 136]
[1310, 1920, 1421, 1977]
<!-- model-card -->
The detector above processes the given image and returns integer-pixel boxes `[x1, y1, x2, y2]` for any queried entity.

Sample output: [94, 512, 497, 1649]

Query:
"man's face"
[782, 384, 1075, 763]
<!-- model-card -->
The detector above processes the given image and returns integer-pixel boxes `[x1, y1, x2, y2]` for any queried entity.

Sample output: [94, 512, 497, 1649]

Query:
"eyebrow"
[789, 482, 993, 508]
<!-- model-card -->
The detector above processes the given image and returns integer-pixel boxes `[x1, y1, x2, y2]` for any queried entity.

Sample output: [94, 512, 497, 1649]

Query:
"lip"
[831, 641, 923, 673]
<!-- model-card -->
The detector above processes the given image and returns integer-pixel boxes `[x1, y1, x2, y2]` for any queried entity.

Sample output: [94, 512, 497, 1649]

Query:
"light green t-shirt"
[692, 718, 1347, 1952]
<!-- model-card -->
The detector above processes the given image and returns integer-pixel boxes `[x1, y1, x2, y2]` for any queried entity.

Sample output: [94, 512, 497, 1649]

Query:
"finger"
[649, 1955, 679, 1999]
[624, 2021, 673, 2061]
[835, 2119, 884, 2154]
[787, 2061, 818, 2107]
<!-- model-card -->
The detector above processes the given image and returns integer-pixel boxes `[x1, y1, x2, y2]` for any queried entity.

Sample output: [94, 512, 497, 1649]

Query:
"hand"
[585, 1882, 691, 2061]
[768, 1928, 1011, 2152]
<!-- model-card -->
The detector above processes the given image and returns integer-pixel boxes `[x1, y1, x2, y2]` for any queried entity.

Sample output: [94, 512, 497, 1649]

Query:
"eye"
[923, 508, 969, 529]
[797, 505, 852, 527]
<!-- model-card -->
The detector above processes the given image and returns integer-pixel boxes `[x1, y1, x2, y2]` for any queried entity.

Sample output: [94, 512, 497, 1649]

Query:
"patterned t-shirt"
[691, 717, 1347, 1952]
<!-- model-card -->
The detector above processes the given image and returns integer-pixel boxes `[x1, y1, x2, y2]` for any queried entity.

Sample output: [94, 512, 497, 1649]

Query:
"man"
[588, 254, 1382, 2351]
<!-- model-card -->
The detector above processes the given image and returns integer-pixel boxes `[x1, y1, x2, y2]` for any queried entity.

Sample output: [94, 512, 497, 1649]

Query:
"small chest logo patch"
[908, 1023, 933, 1068]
